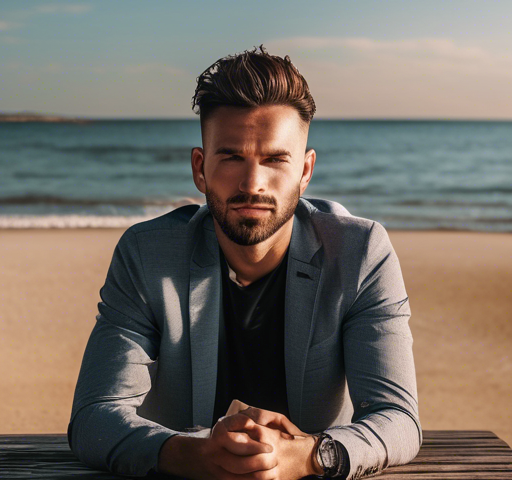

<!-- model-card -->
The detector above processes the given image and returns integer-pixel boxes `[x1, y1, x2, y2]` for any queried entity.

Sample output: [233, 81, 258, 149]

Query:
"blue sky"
[2, 0, 512, 118]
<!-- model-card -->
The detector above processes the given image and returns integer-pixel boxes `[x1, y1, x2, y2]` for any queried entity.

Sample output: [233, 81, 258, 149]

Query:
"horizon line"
[3, 111, 512, 122]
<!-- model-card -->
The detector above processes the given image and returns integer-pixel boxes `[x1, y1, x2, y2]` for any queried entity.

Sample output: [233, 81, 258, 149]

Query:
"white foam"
[0, 215, 160, 229]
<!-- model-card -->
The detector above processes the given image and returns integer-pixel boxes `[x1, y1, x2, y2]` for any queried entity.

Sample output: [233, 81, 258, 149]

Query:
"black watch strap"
[315, 433, 350, 478]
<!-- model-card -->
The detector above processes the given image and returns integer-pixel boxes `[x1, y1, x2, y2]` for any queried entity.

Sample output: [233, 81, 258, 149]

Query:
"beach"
[1, 228, 511, 447]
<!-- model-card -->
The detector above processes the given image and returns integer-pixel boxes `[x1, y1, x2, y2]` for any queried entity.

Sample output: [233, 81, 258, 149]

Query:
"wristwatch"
[315, 432, 342, 478]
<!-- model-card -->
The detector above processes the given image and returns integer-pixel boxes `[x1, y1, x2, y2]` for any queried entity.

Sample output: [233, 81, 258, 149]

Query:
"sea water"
[1, 120, 511, 231]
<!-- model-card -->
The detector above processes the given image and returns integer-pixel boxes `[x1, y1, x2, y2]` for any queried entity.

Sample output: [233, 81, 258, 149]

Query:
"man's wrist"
[305, 435, 324, 477]
[157, 434, 207, 478]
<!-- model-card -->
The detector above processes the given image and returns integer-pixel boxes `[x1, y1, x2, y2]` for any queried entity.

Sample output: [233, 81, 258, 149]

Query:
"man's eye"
[268, 157, 286, 163]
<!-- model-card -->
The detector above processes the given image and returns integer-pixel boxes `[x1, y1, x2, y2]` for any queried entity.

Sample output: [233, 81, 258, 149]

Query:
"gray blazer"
[69, 197, 422, 479]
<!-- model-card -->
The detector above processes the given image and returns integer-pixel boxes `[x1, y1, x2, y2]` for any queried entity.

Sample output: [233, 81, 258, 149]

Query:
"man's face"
[191, 105, 315, 246]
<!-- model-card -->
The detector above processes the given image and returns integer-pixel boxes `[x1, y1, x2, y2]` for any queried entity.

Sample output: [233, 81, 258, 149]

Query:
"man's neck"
[214, 219, 293, 287]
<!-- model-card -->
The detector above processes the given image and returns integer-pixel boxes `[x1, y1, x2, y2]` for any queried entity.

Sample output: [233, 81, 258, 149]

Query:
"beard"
[205, 187, 300, 246]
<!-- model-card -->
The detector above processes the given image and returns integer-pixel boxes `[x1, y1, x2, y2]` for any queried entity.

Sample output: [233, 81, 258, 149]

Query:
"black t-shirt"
[213, 249, 290, 423]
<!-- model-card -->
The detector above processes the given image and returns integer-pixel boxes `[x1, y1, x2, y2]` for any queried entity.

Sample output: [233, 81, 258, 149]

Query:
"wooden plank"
[376, 470, 512, 480]
[385, 463, 512, 473]
[414, 449, 512, 457]
[419, 444, 511, 450]
[0, 435, 68, 445]
[422, 431, 499, 437]
[376, 472, 512, 480]
[1, 431, 512, 479]
[421, 438, 510, 447]
[410, 456, 512, 464]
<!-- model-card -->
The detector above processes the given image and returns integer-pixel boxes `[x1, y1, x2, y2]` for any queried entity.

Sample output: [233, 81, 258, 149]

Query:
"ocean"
[1, 120, 511, 231]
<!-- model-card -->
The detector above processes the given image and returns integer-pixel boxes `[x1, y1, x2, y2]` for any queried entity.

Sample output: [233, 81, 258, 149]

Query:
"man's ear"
[191, 147, 206, 194]
[299, 148, 316, 196]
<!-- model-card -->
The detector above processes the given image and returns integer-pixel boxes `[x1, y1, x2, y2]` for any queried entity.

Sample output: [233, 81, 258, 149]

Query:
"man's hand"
[225, 403, 323, 478]
[158, 404, 323, 479]
[208, 413, 321, 480]
[238, 406, 323, 478]
[158, 412, 274, 480]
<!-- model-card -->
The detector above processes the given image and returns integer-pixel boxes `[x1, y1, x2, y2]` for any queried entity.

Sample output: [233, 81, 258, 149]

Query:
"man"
[69, 46, 422, 480]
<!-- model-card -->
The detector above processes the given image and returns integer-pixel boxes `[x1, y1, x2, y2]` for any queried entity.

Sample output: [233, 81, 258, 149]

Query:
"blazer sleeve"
[68, 228, 184, 476]
[326, 221, 422, 480]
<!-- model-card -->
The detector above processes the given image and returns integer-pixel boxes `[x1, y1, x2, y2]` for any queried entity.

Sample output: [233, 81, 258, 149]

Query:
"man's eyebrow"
[214, 147, 292, 157]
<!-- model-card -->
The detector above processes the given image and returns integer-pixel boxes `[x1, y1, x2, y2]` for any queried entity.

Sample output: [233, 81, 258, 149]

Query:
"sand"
[1, 229, 511, 447]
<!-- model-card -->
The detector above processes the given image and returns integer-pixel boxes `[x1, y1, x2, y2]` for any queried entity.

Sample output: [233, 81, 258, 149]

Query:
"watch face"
[319, 437, 337, 469]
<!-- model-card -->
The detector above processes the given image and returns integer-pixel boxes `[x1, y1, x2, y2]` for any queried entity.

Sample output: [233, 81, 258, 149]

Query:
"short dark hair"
[192, 45, 316, 126]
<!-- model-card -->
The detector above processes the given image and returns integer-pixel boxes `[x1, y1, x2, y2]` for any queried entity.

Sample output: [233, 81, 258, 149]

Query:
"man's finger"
[240, 406, 305, 436]
[226, 399, 250, 416]
[220, 412, 257, 432]
[221, 430, 273, 455]
[214, 448, 277, 475]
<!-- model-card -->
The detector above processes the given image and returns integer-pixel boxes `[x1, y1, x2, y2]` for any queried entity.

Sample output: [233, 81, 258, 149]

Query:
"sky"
[1, 0, 512, 119]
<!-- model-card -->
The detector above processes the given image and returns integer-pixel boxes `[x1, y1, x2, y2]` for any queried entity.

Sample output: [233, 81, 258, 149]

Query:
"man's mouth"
[231, 204, 274, 216]
[232, 204, 273, 210]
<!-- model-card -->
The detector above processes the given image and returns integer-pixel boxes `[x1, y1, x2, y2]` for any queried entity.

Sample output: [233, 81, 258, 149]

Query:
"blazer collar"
[189, 205, 222, 426]
[285, 198, 323, 427]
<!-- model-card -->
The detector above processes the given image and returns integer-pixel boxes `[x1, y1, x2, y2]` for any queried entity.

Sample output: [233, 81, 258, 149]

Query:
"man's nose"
[238, 162, 267, 194]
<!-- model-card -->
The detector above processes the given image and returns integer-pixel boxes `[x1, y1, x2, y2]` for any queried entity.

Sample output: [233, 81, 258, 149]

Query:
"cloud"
[0, 4, 91, 34]
[122, 63, 189, 77]
[0, 36, 22, 44]
[34, 3, 92, 14]
[341, 37, 487, 61]
[263, 36, 512, 118]
[0, 20, 21, 31]
[266, 36, 494, 66]
[2, 61, 190, 77]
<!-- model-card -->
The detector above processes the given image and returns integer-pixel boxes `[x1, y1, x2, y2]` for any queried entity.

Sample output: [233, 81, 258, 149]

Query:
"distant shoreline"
[0, 112, 91, 123]
[2, 113, 512, 123]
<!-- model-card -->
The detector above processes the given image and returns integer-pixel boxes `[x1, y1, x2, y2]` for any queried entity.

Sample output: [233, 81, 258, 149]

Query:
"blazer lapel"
[189, 213, 221, 427]
[285, 200, 322, 427]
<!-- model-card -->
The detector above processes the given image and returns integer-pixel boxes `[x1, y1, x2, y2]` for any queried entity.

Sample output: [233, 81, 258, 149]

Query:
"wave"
[0, 215, 158, 229]
[394, 199, 512, 208]
[2, 213, 510, 231]
[0, 195, 201, 206]
[6, 143, 193, 163]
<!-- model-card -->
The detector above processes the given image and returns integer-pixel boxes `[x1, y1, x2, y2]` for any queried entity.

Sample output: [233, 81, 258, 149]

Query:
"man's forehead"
[201, 105, 309, 150]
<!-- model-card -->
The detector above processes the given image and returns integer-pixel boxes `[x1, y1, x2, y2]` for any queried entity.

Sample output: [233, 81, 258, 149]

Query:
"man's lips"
[231, 204, 274, 215]
[231, 204, 274, 210]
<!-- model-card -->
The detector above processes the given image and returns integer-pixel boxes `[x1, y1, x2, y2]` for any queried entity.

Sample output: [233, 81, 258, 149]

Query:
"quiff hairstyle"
[192, 45, 316, 126]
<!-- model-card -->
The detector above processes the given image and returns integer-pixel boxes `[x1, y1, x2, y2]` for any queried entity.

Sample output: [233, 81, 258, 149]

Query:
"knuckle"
[252, 407, 265, 421]
[249, 424, 266, 441]
[231, 431, 248, 443]
[242, 414, 256, 428]
[253, 466, 278, 480]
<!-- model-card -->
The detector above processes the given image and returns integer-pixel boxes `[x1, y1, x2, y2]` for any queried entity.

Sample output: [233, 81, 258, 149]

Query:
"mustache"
[227, 194, 277, 207]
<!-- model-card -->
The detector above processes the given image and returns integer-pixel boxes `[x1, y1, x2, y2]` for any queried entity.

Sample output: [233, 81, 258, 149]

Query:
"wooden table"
[1, 431, 511, 479]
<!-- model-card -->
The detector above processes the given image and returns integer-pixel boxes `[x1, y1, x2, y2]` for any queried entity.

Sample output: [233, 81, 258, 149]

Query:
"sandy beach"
[1, 228, 511, 447]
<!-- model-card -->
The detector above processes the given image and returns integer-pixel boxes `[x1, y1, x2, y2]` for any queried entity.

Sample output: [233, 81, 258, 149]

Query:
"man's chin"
[222, 222, 273, 246]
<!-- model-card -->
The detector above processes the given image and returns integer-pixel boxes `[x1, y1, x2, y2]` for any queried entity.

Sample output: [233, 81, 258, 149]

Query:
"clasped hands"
[158, 399, 322, 480]
[206, 399, 321, 480]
